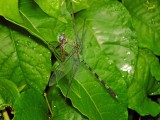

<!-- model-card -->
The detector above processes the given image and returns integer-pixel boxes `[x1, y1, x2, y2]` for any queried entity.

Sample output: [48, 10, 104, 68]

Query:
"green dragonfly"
[50, 1, 118, 100]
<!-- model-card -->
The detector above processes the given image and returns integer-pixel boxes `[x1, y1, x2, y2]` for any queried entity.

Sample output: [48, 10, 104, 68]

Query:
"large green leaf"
[0, 79, 20, 110]
[123, 0, 160, 55]
[128, 49, 160, 116]
[0, 18, 51, 93]
[81, 1, 138, 85]
[13, 89, 49, 120]
[56, 0, 138, 119]
[58, 64, 128, 120]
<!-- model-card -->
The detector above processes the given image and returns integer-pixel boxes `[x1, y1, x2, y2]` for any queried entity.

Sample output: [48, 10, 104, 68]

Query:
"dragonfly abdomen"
[81, 60, 118, 99]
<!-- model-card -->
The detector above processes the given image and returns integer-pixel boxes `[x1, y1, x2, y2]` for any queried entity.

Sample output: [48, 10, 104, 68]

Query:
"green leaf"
[19, 0, 66, 43]
[0, 0, 159, 119]
[34, 0, 70, 23]
[123, 0, 160, 55]
[147, 79, 160, 95]
[47, 85, 88, 120]
[71, 0, 89, 13]
[13, 89, 49, 120]
[56, 1, 137, 119]
[81, 0, 138, 85]
[150, 56, 160, 81]
[0, 0, 67, 45]
[0, 79, 20, 110]
[58, 64, 128, 120]
[0, 0, 23, 24]
[0, 18, 51, 93]
[128, 49, 160, 116]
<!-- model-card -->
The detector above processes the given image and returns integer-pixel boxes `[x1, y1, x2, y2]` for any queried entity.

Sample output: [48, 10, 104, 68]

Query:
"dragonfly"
[53, 1, 118, 100]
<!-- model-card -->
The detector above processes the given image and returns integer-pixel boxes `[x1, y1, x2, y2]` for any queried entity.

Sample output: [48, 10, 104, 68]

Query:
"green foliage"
[47, 85, 88, 120]
[0, 20, 51, 93]
[0, 79, 19, 110]
[128, 49, 160, 116]
[0, 0, 159, 120]
[123, 0, 160, 55]
[13, 89, 48, 120]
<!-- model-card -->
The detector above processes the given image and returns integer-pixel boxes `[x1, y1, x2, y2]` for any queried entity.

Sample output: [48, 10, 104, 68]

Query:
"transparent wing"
[54, 50, 81, 98]
[55, 53, 75, 82]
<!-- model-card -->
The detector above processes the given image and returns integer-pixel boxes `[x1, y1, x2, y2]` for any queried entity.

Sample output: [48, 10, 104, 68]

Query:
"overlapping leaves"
[0, 0, 159, 120]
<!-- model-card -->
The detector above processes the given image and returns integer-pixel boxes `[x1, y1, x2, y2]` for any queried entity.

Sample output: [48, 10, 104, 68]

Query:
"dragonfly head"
[59, 33, 66, 44]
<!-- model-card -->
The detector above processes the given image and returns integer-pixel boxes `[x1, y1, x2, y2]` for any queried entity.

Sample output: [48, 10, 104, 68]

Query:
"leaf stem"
[2, 109, 10, 120]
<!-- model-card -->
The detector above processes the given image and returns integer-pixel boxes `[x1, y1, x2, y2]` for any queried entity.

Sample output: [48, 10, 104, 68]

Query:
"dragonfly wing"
[65, 56, 80, 98]
[48, 72, 56, 86]
[55, 53, 75, 84]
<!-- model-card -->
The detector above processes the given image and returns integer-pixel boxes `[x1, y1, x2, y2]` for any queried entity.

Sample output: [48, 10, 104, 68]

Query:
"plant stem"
[2, 109, 10, 120]
[44, 93, 54, 117]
